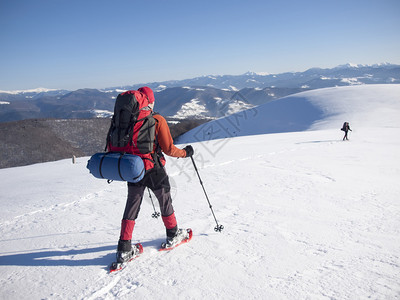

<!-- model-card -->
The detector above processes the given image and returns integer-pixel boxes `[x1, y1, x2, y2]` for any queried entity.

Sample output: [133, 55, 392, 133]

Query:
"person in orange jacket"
[116, 87, 194, 263]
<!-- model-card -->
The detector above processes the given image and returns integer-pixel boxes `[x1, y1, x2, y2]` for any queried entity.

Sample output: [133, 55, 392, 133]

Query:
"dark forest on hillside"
[0, 118, 209, 169]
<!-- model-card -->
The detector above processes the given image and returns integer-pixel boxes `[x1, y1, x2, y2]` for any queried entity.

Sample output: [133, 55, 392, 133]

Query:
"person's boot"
[116, 239, 141, 263]
[163, 228, 190, 249]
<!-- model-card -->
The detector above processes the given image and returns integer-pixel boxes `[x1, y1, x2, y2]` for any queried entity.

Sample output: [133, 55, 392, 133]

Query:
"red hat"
[138, 86, 155, 104]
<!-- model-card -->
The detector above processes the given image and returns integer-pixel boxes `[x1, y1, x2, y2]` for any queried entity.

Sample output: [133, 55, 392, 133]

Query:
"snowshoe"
[159, 228, 192, 251]
[110, 243, 143, 273]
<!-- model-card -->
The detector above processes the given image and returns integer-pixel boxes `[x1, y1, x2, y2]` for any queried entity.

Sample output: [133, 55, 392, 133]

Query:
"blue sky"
[1, 0, 399, 91]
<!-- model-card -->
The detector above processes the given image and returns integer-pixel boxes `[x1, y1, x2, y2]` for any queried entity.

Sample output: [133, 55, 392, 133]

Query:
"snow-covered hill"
[0, 85, 399, 299]
[177, 84, 400, 143]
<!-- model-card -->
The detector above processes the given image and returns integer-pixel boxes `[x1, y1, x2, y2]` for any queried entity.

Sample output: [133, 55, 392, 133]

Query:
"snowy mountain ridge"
[0, 87, 58, 95]
[0, 62, 397, 95]
[1, 63, 399, 123]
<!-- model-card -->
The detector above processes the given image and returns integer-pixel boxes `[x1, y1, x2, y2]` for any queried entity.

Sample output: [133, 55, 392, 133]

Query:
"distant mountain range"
[1, 63, 399, 123]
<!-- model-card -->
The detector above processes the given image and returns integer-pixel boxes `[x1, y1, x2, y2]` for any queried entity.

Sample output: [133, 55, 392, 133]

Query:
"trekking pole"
[147, 188, 160, 219]
[190, 156, 224, 232]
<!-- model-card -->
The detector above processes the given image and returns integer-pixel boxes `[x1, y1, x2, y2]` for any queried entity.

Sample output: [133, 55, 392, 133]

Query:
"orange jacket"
[154, 114, 186, 158]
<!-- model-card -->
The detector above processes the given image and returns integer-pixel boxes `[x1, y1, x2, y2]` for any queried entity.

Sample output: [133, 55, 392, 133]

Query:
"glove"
[183, 145, 194, 157]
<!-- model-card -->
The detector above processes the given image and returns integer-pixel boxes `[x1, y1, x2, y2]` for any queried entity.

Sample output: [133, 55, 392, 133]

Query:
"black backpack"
[106, 90, 156, 155]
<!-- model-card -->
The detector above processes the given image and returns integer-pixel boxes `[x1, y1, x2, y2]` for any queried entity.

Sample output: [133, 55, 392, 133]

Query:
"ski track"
[0, 192, 101, 229]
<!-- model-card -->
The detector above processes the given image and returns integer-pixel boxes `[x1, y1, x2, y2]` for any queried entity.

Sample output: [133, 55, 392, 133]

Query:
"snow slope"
[177, 84, 400, 143]
[1, 85, 400, 299]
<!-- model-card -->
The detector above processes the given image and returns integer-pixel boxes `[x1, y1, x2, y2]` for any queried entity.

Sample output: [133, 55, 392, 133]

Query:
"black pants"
[343, 130, 349, 140]
[123, 167, 174, 220]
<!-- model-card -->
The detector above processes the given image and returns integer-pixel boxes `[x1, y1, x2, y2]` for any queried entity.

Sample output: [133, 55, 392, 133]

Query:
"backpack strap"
[141, 113, 164, 170]
[98, 152, 110, 178]
[117, 153, 126, 181]
[151, 114, 165, 169]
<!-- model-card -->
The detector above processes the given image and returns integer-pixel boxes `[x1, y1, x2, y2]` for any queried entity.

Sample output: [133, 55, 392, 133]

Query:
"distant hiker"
[107, 86, 194, 263]
[341, 122, 352, 140]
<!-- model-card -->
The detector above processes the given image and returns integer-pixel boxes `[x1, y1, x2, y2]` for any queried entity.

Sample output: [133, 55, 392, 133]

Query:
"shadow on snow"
[0, 245, 116, 267]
